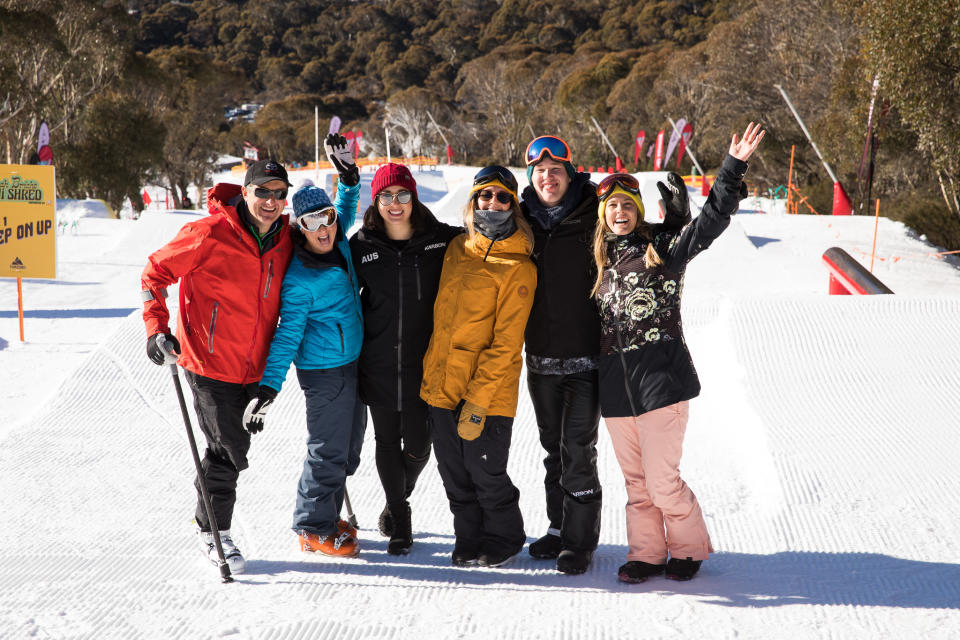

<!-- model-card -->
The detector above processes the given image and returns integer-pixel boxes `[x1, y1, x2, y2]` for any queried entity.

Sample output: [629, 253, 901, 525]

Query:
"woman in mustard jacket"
[420, 166, 537, 569]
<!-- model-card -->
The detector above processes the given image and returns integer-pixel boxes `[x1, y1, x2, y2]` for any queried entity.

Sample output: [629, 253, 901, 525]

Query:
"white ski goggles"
[298, 208, 337, 231]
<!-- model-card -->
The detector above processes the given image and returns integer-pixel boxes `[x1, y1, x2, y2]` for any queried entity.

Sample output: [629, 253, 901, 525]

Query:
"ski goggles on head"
[297, 207, 337, 231]
[254, 187, 288, 201]
[473, 165, 518, 194]
[376, 190, 413, 206]
[525, 136, 572, 166]
[596, 173, 641, 202]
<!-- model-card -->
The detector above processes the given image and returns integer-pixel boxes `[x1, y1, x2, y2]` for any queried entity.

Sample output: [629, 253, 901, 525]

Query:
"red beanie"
[370, 163, 418, 203]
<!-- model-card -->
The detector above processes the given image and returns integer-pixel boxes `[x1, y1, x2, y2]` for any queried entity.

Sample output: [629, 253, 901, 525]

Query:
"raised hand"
[656, 172, 692, 230]
[324, 133, 359, 186]
[728, 122, 765, 162]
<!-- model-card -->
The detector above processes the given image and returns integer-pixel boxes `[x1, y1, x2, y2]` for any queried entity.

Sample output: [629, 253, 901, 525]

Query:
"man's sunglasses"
[253, 187, 288, 201]
[298, 208, 337, 231]
[525, 136, 572, 166]
[476, 190, 514, 205]
[377, 190, 413, 206]
[597, 173, 641, 202]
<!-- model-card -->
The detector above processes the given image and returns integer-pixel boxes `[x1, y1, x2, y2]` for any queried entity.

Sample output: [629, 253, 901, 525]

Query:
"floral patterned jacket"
[596, 154, 748, 418]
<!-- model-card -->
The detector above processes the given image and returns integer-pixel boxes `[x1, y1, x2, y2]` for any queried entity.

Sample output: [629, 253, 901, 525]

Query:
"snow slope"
[1, 168, 959, 639]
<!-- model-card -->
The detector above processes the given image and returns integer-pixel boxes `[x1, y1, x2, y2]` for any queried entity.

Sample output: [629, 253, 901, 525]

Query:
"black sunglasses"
[253, 187, 288, 201]
[476, 190, 513, 205]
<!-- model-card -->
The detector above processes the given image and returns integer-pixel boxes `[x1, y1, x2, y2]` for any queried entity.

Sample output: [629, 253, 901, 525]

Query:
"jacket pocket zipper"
[208, 302, 219, 354]
[263, 259, 274, 298]
[337, 323, 344, 352]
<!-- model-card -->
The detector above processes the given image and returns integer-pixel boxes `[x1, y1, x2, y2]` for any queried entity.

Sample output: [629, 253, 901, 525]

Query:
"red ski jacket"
[141, 183, 293, 384]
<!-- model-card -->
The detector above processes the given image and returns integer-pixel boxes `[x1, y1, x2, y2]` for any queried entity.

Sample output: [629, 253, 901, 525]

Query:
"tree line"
[1, 0, 958, 248]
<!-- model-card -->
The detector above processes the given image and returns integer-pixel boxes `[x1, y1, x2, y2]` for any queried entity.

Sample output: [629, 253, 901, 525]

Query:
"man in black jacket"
[520, 136, 604, 575]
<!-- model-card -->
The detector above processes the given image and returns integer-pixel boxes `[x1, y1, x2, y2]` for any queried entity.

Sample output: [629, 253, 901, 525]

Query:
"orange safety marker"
[870, 199, 880, 273]
[787, 145, 796, 214]
[17, 277, 25, 342]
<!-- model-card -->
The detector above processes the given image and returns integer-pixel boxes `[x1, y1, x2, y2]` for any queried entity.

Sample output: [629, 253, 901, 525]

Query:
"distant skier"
[592, 122, 764, 583]
[349, 163, 462, 555]
[141, 158, 294, 574]
[420, 166, 536, 568]
[242, 134, 366, 558]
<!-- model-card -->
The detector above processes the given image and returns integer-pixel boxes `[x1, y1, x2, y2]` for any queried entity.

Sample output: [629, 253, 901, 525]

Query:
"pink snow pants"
[604, 401, 713, 564]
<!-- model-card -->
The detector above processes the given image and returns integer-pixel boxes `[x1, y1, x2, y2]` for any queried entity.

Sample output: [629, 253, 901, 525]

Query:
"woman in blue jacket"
[243, 134, 366, 558]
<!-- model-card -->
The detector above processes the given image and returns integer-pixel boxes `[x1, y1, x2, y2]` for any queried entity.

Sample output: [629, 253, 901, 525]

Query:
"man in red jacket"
[141, 159, 293, 573]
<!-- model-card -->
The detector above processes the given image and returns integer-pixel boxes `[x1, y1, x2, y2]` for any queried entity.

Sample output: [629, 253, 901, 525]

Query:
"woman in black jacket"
[592, 122, 763, 584]
[349, 163, 461, 555]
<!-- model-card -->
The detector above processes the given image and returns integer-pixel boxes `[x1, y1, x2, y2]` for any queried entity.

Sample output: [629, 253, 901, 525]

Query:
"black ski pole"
[343, 485, 358, 528]
[169, 362, 234, 583]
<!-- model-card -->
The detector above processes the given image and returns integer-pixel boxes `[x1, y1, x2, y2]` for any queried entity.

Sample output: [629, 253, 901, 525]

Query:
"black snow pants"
[183, 370, 258, 532]
[527, 369, 602, 552]
[429, 404, 525, 557]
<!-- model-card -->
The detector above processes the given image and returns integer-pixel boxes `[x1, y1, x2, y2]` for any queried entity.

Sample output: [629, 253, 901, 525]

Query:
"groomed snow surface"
[2, 166, 960, 639]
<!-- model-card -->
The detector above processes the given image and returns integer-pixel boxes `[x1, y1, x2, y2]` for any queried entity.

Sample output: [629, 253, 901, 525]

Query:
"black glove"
[147, 332, 180, 366]
[656, 172, 692, 230]
[242, 386, 278, 434]
[324, 133, 359, 186]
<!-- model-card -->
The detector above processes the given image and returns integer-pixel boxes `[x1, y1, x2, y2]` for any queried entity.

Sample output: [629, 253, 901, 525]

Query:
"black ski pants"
[183, 370, 258, 532]
[429, 404, 525, 556]
[527, 369, 602, 552]
[370, 400, 431, 509]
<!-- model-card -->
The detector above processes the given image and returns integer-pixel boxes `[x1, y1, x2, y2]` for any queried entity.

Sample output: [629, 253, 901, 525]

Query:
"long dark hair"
[362, 197, 436, 233]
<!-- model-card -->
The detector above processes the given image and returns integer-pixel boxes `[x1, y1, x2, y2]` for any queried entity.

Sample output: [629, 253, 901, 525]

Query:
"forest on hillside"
[1, 0, 959, 249]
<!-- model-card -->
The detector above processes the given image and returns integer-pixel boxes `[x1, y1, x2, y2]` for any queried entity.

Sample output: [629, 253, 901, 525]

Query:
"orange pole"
[870, 198, 880, 272]
[17, 277, 25, 342]
[787, 145, 796, 214]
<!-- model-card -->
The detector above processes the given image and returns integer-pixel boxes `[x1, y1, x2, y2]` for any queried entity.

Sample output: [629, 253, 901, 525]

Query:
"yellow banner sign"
[0, 164, 56, 278]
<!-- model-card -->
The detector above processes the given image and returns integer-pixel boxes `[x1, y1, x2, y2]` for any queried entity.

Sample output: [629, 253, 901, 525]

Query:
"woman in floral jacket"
[591, 122, 764, 584]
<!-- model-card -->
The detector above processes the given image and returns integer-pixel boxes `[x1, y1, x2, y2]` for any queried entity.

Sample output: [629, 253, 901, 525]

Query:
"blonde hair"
[590, 217, 662, 297]
[462, 198, 534, 256]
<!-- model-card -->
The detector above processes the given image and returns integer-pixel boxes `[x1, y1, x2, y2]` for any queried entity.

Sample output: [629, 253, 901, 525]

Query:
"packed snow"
[2, 165, 959, 639]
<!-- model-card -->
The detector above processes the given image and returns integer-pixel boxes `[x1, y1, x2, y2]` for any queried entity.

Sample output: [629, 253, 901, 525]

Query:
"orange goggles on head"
[596, 173, 640, 202]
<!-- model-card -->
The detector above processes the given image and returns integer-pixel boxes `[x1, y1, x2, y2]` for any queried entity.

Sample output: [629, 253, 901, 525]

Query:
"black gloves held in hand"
[656, 172, 692, 230]
[242, 386, 278, 435]
[324, 133, 359, 187]
[147, 332, 180, 366]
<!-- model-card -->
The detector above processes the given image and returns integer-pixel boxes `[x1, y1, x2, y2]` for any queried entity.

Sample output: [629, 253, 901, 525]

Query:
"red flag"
[633, 130, 646, 165]
[653, 130, 665, 171]
[676, 122, 694, 169]
[142, 190, 152, 206]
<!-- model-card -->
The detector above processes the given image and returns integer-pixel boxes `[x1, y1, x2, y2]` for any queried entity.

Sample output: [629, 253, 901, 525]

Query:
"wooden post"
[870, 198, 880, 273]
[17, 277, 25, 342]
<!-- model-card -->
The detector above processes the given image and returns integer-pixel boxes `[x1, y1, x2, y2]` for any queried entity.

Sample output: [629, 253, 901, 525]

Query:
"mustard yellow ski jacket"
[420, 230, 537, 417]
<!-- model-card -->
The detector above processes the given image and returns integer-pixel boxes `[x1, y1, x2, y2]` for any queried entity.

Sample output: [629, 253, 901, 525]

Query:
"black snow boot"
[557, 549, 593, 575]
[618, 561, 666, 584]
[528, 533, 562, 559]
[387, 501, 412, 555]
[378, 504, 393, 538]
[665, 557, 702, 581]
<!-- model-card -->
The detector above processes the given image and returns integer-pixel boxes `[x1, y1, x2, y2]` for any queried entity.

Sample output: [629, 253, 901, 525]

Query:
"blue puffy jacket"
[259, 180, 363, 391]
